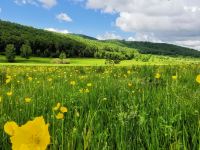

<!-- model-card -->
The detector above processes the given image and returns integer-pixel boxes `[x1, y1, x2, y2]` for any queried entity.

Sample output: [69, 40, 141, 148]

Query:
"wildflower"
[48, 78, 53, 82]
[4, 121, 18, 136]
[8, 116, 50, 150]
[155, 73, 161, 79]
[127, 70, 131, 74]
[6, 78, 11, 84]
[28, 77, 33, 81]
[60, 106, 68, 113]
[196, 74, 200, 84]
[87, 83, 92, 87]
[85, 88, 90, 93]
[56, 113, 64, 120]
[0, 96, 2, 103]
[53, 103, 61, 111]
[70, 81, 76, 86]
[7, 91, 12, 96]
[172, 75, 177, 80]
[128, 83, 132, 87]
[25, 97, 31, 103]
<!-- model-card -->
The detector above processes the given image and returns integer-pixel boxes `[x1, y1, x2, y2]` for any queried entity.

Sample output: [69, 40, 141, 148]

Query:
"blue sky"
[0, 0, 200, 50]
[0, 0, 132, 39]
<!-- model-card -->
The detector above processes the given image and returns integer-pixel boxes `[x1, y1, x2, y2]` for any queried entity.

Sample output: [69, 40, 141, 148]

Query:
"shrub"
[52, 58, 70, 64]
[5, 44, 16, 62]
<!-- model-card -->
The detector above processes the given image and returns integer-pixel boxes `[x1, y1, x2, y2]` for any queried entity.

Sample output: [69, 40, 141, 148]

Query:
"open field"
[1, 55, 200, 66]
[0, 65, 200, 149]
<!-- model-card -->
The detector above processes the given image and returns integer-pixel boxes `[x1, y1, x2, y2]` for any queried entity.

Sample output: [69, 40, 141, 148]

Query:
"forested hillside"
[0, 20, 137, 60]
[106, 40, 200, 57]
[0, 20, 200, 60]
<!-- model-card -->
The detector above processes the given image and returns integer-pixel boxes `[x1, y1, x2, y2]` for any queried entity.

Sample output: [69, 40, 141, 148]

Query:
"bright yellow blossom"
[87, 83, 92, 87]
[128, 83, 132, 87]
[9, 116, 50, 150]
[172, 75, 177, 80]
[7, 91, 13, 96]
[196, 74, 200, 84]
[0, 96, 2, 103]
[70, 81, 76, 86]
[56, 113, 64, 120]
[25, 97, 32, 103]
[4, 121, 19, 136]
[28, 77, 33, 81]
[60, 106, 68, 113]
[155, 73, 161, 79]
[53, 103, 61, 111]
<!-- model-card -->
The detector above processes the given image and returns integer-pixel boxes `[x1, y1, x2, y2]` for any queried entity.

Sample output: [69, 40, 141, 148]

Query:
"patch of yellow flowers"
[4, 116, 50, 150]
[53, 103, 68, 120]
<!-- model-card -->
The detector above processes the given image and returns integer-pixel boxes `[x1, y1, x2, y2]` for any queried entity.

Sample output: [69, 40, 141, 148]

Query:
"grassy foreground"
[0, 65, 200, 149]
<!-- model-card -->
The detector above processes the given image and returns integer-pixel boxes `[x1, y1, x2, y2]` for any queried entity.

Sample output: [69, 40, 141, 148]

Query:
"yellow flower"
[127, 70, 131, 74]
[28, 77, 33, 81]
[85, 88, 90, 93]
[4, 121, 19, 136]
[60, 106, 68, 113]
[48, 78, 52, 82]
[79, 88, 84, 93]
[0, 96, 2, 103]
[155, 73, 161, 79]
[25, 97, 32, 103]
[87, 83, 92, 87]
[53, 103, 61, 111]
[10, 116, 50, 150]
[196, 74, 200, 84]
[172, 75, 177, 80]
[56, 113, 64, 120]
[6, 78, 11, 84]
[7, 91, 13, 96]
[70, 81, 76, 86]
[128, 83, 132, 87]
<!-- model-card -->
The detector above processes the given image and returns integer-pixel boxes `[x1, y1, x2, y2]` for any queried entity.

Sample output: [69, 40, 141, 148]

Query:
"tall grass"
[0, 65, 199, 149]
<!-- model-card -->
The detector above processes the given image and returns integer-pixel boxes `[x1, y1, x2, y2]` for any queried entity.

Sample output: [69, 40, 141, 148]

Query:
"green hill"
[106, 40, 200, 57]
[0, 20, 200, 60]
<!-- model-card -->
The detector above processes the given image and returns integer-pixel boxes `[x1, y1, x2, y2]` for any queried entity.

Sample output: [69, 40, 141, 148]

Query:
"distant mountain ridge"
[0, 20, 200, 58]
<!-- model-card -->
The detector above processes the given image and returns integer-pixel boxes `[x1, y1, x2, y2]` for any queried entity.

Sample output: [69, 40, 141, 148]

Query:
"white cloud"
[14, 0, 57, 8]
[44, 28, 70, 34]
[175, 40, 200, 50]
[128, 33, 162, 43]
[86, 0, 200, 50]
[56, 13, 72, 22]
[96, 32, 122, 40]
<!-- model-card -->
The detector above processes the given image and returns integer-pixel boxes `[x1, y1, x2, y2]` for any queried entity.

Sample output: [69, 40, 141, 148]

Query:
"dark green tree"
[5, 44, 16, 62]
[20, 43, 32, 59]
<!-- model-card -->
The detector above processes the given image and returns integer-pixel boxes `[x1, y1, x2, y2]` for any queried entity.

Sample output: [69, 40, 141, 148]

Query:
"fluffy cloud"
[14, 0, 57, 8]
[56, 13, 72, 22]
[86, 0, 200, 50]
[44, 28, 70, 34]
[96, 32, 122, 40]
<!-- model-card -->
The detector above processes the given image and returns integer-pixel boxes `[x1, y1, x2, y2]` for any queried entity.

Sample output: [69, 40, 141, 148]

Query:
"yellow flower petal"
[60, 106, 68, 113]
[56, 113, 64, 120]
[4, 121, 18, 136]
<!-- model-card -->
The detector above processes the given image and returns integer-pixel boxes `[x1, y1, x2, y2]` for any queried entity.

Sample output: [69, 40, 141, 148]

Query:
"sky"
[0, 0, 200, 50]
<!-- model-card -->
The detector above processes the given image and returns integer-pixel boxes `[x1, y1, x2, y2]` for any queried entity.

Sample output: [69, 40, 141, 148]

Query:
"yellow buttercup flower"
[6, 78, 11, 84]
[128, 83, 132, 87]
[56, 113, 64, 120]
[7, 91, 13, 96]
[172, 75, 177, 80]
[85, 88, 89, 93]
[9, 116, 50, 150]
[196, 74, 200, 84]
[155, 73, 161, 79]
[25, 97, 32, 103]
[0, 96, 2, 103]
[60, 106, 68, 113]
[28, 77, 33, 81]
[48, 78, 53, 82]
[53, 103, 61, 111]
[127, 70, 131, 74]
[87, 83, 92, 87]
[70, 81, 76, 86]
[4, 121, 19, 136]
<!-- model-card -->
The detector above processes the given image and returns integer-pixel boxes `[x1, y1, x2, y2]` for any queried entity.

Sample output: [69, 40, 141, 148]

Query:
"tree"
[5, 44, 16, 62]
[59, 51, 66, 60]
[20, 43, 32, 59]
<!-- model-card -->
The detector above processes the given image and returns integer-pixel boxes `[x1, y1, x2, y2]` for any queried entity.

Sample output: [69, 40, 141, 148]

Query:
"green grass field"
[1, 55, 200, 66]
[0, 65, 200, 149]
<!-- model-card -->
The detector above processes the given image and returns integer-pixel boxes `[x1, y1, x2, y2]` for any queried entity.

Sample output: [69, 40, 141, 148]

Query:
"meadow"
[0, 64, 200, 149]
